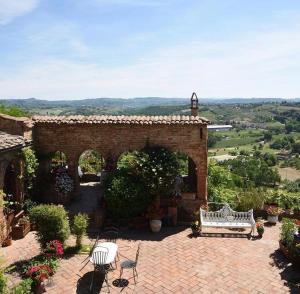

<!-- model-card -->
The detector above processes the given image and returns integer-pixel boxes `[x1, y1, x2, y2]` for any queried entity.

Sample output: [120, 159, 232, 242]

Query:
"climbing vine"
[21, 147, 39, 196]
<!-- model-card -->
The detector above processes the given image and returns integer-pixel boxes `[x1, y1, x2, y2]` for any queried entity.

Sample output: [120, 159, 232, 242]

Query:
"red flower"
[295, 220, 300, 226]
[44, 240, 64, 257]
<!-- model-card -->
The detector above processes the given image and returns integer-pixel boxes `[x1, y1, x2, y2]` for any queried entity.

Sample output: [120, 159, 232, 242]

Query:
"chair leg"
[134, 267, 138, 278]
[89, 268, 95, 292]
[105, 272, 110, 293]
[133, 268, 136, 284]
[119, 267, 123, 280]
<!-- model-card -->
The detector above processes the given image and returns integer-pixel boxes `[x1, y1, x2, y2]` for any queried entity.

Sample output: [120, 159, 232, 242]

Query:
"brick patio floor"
[2, 224, 300, 293]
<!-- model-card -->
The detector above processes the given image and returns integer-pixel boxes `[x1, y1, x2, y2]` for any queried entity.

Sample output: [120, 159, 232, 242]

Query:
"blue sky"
[0, 0, 300, 99]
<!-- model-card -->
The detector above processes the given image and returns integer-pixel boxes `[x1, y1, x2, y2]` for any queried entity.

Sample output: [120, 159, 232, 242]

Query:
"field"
[278, 167, 300, 181]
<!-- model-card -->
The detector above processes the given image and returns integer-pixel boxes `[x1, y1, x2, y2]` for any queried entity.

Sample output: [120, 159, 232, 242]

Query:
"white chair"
[90, 246, 110, 293]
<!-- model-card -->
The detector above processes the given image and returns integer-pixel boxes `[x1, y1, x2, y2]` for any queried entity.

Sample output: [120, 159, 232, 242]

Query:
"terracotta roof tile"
[32, 115, 209, 125]
[0, 132, 30, 152]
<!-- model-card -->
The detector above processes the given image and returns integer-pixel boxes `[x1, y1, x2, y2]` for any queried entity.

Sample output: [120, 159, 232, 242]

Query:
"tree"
[292, 142, 300, 154]
[263, 132, 272, 142]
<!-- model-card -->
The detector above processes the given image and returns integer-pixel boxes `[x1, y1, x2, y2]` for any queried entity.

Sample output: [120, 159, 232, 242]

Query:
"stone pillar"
[67, 158, 80, 198]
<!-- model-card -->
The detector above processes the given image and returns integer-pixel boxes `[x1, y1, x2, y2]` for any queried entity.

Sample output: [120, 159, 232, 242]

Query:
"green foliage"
[222, 156, 280, 187]
[79, 150, 104, 174]
[0, 257, 7, 294]
[236, 188, 266, 211]
[263, 132, 273, 141]
[135, 145, 180, 197]
[207, 132, 221, 148]
[265, 190, 300, 210]
[280, 218, 295, 247]
[292, 142, 300, 154]
[21, 147, 38, 195]
[0, 104, 28, 117]
[29, 204, 70, 247]
[284, 179, 300, 193]
[105, 146, 180, 220]
[10, 278, 33, 294]
[23, 256, 59, 274]
[104, 168, 152, 220]
[207, 161, 238, 204]
[72, 213, 89, 247]
[270, 136, 295, 150]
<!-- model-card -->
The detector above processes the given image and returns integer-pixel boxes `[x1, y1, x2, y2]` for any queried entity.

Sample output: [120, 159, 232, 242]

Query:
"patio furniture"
[89, 243, 118, 292]
[103, 226, 120, 262]
[200, 203, 255, 237]
[119, 243, 141, 284]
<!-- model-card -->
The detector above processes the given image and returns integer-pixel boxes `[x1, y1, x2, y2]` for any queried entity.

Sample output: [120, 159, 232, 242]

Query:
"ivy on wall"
[21, 147, 39, 197]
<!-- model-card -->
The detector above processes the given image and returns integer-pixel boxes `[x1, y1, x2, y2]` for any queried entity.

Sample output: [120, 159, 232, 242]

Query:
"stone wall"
[0, 114, 32, 139]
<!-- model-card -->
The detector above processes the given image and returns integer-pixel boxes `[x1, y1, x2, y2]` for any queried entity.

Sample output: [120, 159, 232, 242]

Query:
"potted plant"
[267, 206, 283, 224]
[26, 264, 53, 293]
[256, 221, 264, 238]
[279, 218, 295, 258]
[190, 220, 200, 235]
[146, 203, 164, 233]
[2, 235, 12, 247]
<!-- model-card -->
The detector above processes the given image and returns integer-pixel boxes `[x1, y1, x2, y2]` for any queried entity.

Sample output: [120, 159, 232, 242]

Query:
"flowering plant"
[44, 240, 64, 257]
[256, 221, 264, 236]
[266, 206, 283, 216]
[146, 203, 164, 220]
[55, 170, 74, 195]
[26, 264, 53, 284]
[295, 220, 300, 234]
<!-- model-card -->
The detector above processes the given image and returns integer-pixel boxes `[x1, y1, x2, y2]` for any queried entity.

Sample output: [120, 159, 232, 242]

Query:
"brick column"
[196, 162, 208, 204]
[188, 158, 197, 191]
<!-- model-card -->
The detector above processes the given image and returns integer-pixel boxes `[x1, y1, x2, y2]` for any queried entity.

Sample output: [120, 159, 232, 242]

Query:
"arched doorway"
[3, 162, 17, 199]
[68, 150, 105, 216]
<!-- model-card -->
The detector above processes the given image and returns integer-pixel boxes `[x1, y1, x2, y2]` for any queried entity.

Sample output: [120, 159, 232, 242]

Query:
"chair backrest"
[92, 247, 109, 265]
[90, 234, 100, 256]
[135, 243, 141, 265]
[103, 226, 119, 243]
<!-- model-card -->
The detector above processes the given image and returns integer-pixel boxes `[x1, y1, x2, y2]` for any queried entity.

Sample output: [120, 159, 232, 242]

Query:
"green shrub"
[29, 204, 70, 247]
[72, 213, 89, 247]
[236, 189, 266, 211]
[280, 218, 295, 247]
[105, 146, 180, 220]
[105, 168, 151, 220]
[10, 278, 32, 294]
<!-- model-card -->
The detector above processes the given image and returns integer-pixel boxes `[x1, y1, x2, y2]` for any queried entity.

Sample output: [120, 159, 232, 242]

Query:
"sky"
[0, 0, 300, 100]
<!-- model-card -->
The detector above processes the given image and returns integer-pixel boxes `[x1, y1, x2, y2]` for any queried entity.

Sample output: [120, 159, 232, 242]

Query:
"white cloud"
[0, 27, 300, 99]
[92, 0, 171, 7]
[0, 0, 39, 25]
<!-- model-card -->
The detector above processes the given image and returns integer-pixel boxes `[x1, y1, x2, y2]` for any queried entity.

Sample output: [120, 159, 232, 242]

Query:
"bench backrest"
[200, 203, 255, 225]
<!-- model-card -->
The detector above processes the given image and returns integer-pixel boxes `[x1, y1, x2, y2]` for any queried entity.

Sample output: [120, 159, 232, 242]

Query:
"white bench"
[200, 204, 255, 236]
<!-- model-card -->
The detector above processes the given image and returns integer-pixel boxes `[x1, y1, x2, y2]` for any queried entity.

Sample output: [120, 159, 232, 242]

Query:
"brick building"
[0, 115, 32, 244]
[0, 96, 209, 241]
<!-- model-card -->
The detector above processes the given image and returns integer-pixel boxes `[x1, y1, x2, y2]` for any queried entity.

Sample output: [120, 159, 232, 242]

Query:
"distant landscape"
[1, 97, 300, 182]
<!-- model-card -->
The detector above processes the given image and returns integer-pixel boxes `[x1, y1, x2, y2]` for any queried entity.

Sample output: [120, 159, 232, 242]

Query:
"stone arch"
[78, 149, 105, 182]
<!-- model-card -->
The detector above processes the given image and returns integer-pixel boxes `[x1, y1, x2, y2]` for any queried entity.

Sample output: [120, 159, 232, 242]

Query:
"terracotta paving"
[2, 224, 300, 294]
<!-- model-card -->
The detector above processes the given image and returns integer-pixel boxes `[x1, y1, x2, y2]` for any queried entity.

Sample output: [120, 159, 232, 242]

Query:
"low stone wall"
[0, 114, 32, 139]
